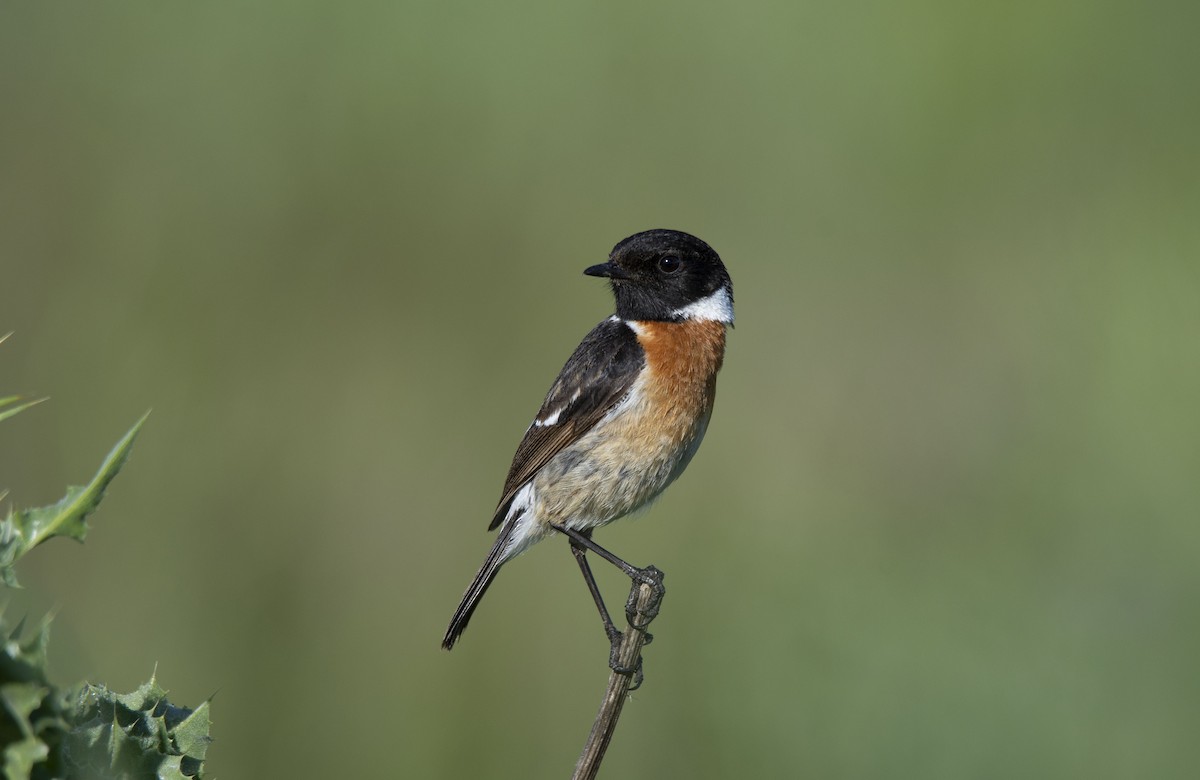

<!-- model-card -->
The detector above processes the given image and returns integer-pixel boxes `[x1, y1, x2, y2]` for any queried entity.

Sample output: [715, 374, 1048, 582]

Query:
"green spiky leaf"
[1, 613, 53, 686]
[0, 412, 150, 586]
[65, 679, 210, 779]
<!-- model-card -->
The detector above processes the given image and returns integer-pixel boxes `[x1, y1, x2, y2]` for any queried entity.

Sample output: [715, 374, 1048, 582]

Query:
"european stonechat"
[442, 229, 733, 666]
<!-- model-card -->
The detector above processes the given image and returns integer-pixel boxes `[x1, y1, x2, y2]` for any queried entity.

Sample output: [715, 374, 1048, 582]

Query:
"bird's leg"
[567, 532, 645, 679]
[552, 524, 666, 631]
[568, 530, 621, 646]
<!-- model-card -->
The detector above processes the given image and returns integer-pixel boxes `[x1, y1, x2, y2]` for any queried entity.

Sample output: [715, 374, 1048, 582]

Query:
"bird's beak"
[584, 262, 630, 280]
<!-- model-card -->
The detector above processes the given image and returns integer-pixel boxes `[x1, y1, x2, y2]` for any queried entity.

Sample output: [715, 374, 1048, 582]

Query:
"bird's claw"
[625, 565, 666, 629]
[608, 641, 645, 691]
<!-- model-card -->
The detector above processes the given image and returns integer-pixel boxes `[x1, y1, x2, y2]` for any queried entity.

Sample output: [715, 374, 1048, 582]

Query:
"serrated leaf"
[157, 755, 190, 780]
[66, 678, 209, 779]
[0, 613, 53, 685]
[169, 700, 211, 761]
[114, 677, 166, 713]
[0, 412, 150, 586]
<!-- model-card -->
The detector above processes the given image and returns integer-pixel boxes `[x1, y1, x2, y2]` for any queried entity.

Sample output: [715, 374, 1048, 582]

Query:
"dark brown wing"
[488, 318, 644, 530]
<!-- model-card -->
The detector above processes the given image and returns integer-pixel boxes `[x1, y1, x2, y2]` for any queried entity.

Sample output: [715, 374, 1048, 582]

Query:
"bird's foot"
[608, 641, 645, 691]
[625, 565, 666, 630]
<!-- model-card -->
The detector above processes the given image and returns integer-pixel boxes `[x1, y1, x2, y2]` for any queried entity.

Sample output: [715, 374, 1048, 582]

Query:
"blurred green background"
[3, 1, 1199, 777]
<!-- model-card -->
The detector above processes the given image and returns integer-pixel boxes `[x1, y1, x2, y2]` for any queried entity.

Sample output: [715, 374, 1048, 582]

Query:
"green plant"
[0, 336, 211, 779]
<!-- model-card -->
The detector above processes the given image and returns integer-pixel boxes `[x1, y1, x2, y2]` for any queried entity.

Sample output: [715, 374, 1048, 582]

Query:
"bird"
[441, 229, 733, 669]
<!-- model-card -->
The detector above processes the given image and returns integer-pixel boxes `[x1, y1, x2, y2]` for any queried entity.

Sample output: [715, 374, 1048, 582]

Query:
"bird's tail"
[442, 520, 516, 650]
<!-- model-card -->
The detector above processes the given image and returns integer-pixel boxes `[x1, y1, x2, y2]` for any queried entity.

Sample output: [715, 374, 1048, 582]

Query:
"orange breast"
[626, 319, 726, 450]
[634, 319, 726, 409]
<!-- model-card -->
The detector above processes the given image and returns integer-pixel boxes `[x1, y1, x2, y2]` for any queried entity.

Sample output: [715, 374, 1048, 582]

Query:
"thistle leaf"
[0, 682, 50, 780]
[0, 615, 64, 780]
[66, 679, 210, 779]
[0, 412, 150, 586]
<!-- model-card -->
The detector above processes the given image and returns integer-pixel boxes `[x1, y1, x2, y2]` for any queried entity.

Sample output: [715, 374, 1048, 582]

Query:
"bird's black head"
[584, 229, 734, 323]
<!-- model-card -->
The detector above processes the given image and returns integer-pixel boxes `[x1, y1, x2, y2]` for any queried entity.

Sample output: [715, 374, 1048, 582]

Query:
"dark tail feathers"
[442, 522, 515, 650]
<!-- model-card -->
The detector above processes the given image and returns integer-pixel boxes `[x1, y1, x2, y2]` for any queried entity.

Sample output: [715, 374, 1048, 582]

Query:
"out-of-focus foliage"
[0, 615, 61, 780]
[0, 614, 210, 780]
[0, 390, 209, 778]
[2, 1, 1198, 778]
[0, 387, 47, 427]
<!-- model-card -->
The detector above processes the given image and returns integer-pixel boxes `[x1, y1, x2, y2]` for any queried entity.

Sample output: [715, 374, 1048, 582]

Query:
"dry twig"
[570, 571, 665, 780]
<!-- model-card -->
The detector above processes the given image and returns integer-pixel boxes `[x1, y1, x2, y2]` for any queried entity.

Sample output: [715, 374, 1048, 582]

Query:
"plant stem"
[570, 576, 664, 780]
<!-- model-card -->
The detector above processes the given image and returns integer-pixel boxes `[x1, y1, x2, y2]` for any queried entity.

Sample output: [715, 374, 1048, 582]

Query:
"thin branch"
[571, 572, 665, 780]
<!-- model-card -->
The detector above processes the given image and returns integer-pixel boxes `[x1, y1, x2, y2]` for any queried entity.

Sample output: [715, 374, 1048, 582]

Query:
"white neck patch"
[670, 285, 734, 324]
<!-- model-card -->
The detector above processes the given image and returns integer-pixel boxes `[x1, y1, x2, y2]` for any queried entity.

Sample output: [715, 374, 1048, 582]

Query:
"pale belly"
[531, 391, 712, 531]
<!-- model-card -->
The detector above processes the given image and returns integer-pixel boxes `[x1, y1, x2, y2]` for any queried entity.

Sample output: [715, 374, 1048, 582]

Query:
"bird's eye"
[658, 255, 681, 274]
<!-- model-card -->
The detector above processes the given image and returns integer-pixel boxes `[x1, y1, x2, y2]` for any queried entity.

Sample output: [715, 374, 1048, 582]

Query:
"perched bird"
[441, 229, 733, 664]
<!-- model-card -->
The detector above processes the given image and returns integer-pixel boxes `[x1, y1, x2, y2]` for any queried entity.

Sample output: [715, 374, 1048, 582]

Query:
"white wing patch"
[671, 285, 734, 324]
[533, 389, 582, 427]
